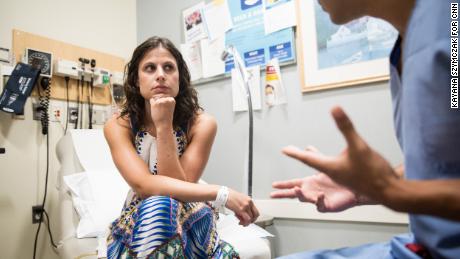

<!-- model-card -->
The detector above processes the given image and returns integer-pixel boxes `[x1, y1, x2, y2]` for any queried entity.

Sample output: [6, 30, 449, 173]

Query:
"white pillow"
[64, 170, 130, 238]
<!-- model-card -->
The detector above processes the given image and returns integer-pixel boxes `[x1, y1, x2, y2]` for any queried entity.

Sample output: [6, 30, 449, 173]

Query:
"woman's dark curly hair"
[120, 36, 202, 131]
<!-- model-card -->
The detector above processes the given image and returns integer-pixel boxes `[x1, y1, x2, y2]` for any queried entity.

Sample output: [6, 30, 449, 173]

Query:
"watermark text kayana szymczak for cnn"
[452, 2, 458, 109]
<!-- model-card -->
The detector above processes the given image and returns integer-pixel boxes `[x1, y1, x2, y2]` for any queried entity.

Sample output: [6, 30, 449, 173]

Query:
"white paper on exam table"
[70, 129, 118, 172]
[217, 213, 274, 238]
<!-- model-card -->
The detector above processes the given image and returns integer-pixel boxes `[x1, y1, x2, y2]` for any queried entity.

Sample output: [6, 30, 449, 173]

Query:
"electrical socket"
[32, 205, 44, 224]
[68, 107, 78, 123]
[50, 104, 63, 122]
[91, 109, 107, 125]
[32, 103, 41, 121]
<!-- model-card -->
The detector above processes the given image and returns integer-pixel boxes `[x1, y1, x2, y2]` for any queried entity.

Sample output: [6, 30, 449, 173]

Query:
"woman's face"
[138, 46, 180, 100]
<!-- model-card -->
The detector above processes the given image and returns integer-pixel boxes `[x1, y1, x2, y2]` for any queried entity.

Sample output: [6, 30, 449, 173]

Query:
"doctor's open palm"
[273, 107, 399, 209]
[271, 172, 361, 212]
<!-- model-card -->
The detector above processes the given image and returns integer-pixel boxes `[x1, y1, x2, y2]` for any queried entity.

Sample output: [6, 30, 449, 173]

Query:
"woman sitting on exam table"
[104, 36, 259, 258]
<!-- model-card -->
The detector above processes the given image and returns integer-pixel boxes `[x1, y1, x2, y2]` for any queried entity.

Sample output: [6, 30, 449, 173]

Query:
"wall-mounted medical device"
[24, 48, 53, 78]
[110, 71, 125, 105]
[54, 59, 111, 88]
[93, 68, 110, 87]
[54, 59, 79, 79]
[0, 62, 41, 114]
[111, 71, 123, 86]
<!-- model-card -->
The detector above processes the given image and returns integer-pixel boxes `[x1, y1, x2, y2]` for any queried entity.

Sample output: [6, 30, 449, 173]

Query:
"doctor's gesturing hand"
[272, 106, 400, 210]
[271, 171, 367, 212]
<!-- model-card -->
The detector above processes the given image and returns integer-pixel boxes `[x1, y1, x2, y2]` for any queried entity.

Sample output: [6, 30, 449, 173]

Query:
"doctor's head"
[318, 0, 370, 24]
[121, 36, 201, 129]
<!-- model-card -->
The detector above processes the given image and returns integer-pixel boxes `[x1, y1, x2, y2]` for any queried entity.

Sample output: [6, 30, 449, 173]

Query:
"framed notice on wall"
[297, 0, 397, 92]
[225, 0, 296, 73]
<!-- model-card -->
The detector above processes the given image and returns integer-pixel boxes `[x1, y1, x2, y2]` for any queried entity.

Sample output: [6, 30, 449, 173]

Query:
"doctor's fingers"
[272, 178, 303, 189]
[294, 186, 318, 204]
[331, 106, 367, 152]
[316, 194, 328, 212]
[305, 145, 320, 153]
[270, 188, 298, 199]
[282, 145, 340, 175]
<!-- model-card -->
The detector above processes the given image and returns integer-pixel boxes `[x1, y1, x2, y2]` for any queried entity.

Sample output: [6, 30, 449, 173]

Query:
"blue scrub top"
[279, 1, 459, 258]
[390, 0, 460, 258]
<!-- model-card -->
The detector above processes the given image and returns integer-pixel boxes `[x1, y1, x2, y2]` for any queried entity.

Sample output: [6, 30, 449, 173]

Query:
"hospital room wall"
[0, 1, 137, 258]
[137, 0, 408, 256]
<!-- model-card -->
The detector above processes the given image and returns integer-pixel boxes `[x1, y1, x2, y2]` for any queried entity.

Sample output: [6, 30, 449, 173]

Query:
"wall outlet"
[32, 205, 44, 224]
[92, 109, 107, 125]
[68, 107, 78, 123]
[50, 104, 63, 122]
[32, 103, 41, 121]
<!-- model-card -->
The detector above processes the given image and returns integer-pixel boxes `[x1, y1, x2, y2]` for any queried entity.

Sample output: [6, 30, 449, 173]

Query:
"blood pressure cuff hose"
[0, 62, 40, 115]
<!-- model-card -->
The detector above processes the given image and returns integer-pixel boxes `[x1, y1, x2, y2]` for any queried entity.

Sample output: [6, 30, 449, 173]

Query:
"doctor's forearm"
[394, 164, 405, 178]
[383, 178, 460, 221]
[355, 165, 404, 206]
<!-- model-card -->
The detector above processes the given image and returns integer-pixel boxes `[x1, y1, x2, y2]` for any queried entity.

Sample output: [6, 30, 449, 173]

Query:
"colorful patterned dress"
[107, 128, 239, 258]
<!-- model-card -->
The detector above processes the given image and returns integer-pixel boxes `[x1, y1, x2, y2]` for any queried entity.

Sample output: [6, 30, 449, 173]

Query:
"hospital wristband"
[212, 186, 229, 211]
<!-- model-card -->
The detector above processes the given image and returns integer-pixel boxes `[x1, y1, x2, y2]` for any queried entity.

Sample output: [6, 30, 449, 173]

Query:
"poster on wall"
[180, 41, 203, 81]
[263, 0, 296, 35]
[297, 0, 397, 92]
[202, 0, 233, 41]
[224, 0, 295, 72]
[182, 2, 208, 43]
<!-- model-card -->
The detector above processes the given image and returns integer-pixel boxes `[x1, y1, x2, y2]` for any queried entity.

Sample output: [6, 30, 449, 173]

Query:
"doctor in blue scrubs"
[271, 0, 460, 258]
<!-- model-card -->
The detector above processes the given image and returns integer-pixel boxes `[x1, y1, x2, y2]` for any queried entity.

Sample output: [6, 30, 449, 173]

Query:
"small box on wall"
[0, 64, 14, 93]
[0, 47, 12, 65]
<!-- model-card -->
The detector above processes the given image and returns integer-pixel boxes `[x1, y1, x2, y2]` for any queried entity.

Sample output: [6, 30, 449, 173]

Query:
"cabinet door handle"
[0, 148, 5, 154]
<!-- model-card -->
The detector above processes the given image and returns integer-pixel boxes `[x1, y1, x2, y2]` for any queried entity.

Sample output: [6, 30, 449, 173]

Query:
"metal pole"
[245, 79, 253, 197]
[227, 46, 254, 197]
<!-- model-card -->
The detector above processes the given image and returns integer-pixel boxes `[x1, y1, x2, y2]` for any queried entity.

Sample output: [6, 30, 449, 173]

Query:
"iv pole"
[222, 46, 253, 197]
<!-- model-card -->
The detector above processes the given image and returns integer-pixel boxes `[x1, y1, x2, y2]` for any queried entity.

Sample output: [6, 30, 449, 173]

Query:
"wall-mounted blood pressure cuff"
[0, 62, 40, 114]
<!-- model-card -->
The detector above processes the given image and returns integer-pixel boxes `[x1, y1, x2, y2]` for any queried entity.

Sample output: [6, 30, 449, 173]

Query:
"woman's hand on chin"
[150, 96, 175, 129]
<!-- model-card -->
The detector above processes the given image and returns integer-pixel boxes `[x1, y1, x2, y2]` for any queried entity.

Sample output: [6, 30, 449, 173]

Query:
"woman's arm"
[155, 112, 217, 183]
[152, 97, 187, 181]
[179, 113, 217, 183]
[150, 96, 217, 183]
[104, 115, 199, 198]
[104, 116, 258, 225]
